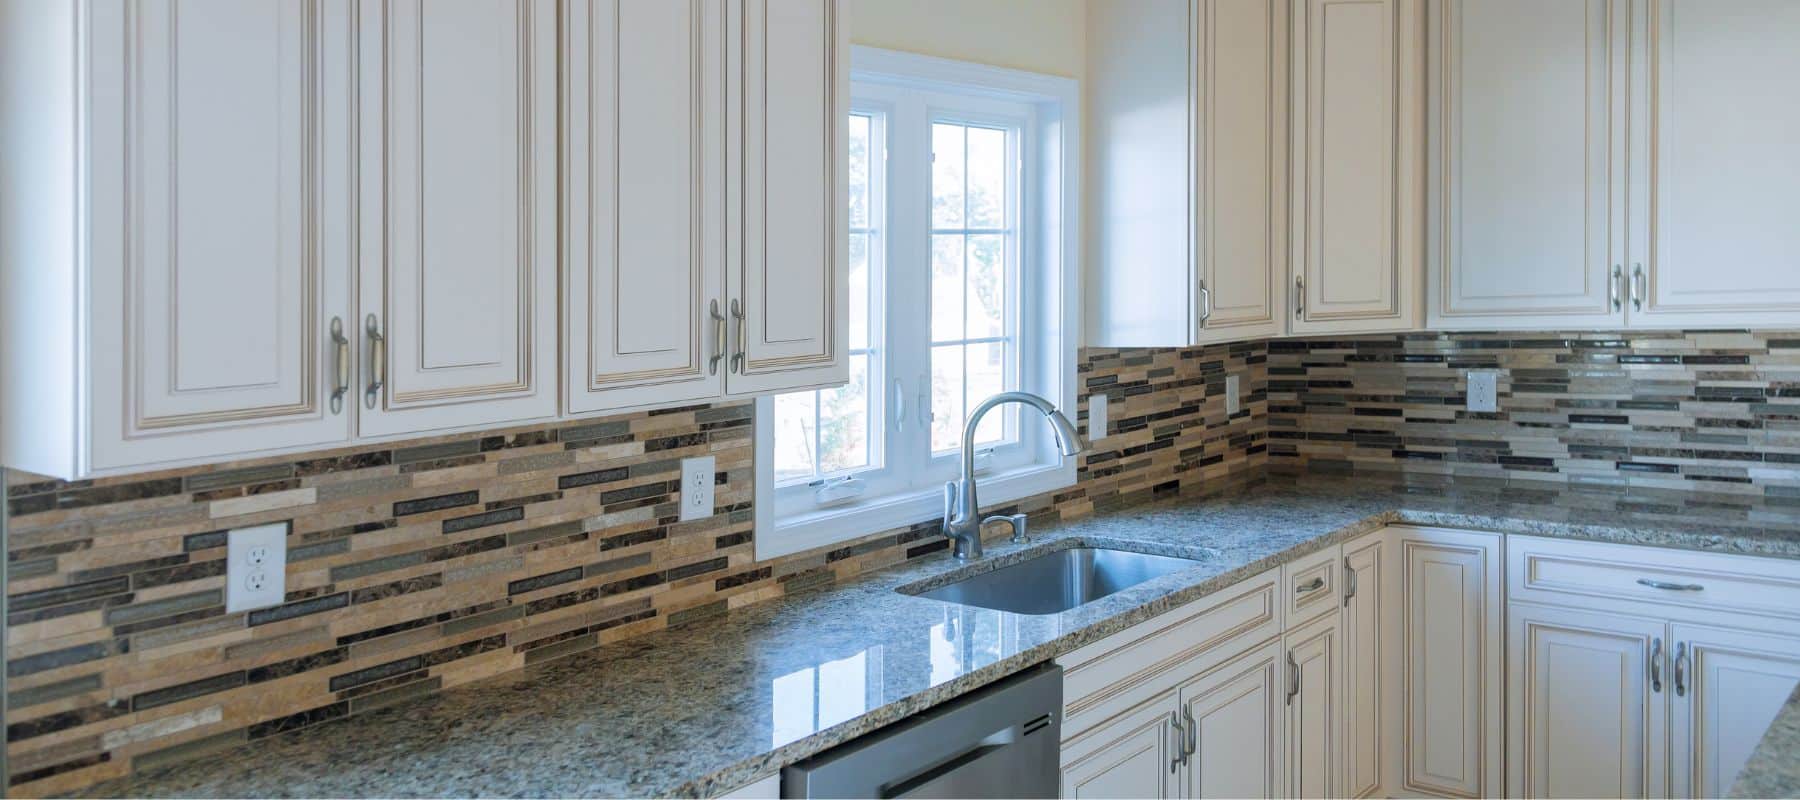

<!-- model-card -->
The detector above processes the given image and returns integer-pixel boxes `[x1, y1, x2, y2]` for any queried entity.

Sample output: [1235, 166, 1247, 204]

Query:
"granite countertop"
[91, 473, 1800, 799]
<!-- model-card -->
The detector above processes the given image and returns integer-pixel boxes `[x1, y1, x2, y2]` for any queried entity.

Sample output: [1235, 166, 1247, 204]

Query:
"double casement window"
[755, 48, 1080, 558]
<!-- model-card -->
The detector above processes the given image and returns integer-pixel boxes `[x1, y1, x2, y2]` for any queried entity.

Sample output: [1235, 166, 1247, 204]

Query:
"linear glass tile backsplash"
[3, 343, 1267, 795]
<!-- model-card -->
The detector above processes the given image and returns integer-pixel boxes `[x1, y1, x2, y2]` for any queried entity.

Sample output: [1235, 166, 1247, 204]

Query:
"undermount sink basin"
[909, 546, 1212, 615]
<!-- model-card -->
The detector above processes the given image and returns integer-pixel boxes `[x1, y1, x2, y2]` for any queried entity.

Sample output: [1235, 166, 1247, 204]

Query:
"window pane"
[967, 126, 1007, 229]
[849, 232, 870, 351]
[772, 391, 817, 483]
[817, 354, 870, 474]
[931, 123, 965, 228]
[848, 114, 871, 229]
[966, 341, 1010, 445]
[930, 234, 965, 343]
[966, 234, 1005, 339]
[931, 344, 965, 453]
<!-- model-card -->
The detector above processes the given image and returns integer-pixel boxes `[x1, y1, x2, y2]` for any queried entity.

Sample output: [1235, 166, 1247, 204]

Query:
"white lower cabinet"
[1283, 613, 1339, 799]
[1506, 603, 1667, 799]
[1182, 640, 1287, 799]
[1340, 533, 1386, 799]
[1060, 687, 1181, 800]
[1670, 625, 1800, 799]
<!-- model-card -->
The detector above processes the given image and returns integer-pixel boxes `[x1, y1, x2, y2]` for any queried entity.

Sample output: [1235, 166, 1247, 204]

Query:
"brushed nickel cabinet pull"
[1610, 265, 1624, 312]
[1650, 636, 1664, 693]
[1294, 276, 1305, 318]
[1198, 280, 1213, 327]
[1343, 559, 1357, 607]
[1632, 264, 1646, 312]
[1637, 578, 1704, 592]
[1287, 651, 1300, 705]
[1181, 705, 1197, 763]
[329, 317, 350, 415]
[364, 314, 386, 409]
[1168, 710, 1184, 774]
[709, 300, 726, 376]
[730, 298, 746, 374]
[1674, 641, 1689, 697]
[1296, 576, 1325, 594]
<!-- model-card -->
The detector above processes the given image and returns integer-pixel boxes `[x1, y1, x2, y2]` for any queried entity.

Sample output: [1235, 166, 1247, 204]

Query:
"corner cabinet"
[4, 0, 847, 479]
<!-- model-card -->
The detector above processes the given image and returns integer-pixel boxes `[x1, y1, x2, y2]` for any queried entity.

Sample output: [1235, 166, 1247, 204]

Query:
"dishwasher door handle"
[882, 737, 1012, 798]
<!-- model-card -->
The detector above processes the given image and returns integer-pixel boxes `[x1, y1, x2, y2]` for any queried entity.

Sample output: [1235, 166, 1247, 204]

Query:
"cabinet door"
[1392, 527, 1502, 798]
[357, 0, 558, 437]
[1285, 614, 1338, 800]
[1340, 534, 1384, 799]
[1180, 639, 1286, 799]
[563, 0, 726, 414]
[1507, 603, 1667, 799]
[1289, 0, 1423, 335]
[1060, 689, 1178, 800]
[1669, 623, 1800, 799]
[727, 0, 848, 396]
[1628, 0, 1800, 328]
[1427, 0, 1627, 329]
[1193, 0, 1288, 343]
[87, 0, 354, 471]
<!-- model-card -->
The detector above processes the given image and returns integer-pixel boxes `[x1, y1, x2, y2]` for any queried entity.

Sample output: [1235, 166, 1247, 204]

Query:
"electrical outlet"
[1226, 374, 1241, 415]
[1089, 394, 1109, 440]
[227, 522, 288, 614]
[680, 455, 716, 522]
[1467, 370, 1500, 413]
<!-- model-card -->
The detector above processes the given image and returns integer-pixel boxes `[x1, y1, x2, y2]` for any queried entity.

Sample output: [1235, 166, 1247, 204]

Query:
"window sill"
[753, 460, 1075, 561]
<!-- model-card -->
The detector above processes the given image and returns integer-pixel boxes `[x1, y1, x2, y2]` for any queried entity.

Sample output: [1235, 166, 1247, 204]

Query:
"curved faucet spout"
[942, 391, 1087, 561]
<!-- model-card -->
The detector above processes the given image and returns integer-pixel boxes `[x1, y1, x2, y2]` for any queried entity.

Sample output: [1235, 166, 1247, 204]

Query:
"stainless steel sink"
[908, 547, 1211, 615]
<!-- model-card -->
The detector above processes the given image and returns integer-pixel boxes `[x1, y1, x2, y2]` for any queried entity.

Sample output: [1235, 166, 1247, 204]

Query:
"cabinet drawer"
[1059, 568, 1282, 741]
[1284, 543, 1342, 626]
[1508, 535, 1800, 625]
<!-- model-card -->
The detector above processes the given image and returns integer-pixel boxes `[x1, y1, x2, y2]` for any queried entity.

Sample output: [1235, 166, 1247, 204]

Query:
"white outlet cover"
[1467, 370, 1501, 413]
[680, 455, 717, 522]
[1225, 375, 1241, 415]
[1089, 394, 1109, 440]
[227, 521, 288, 614]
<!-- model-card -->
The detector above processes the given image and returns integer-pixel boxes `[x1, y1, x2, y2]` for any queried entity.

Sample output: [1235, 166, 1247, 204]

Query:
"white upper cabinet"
[1628, 0, 1800, 327]
[356, 0, 559, 437]
[564, 0, 727, 414]
[82, 0, 355, 474]
[1427, 0, 1627, 329]
[727, 0, 848, 396]
[1289, 0, 1424, 335]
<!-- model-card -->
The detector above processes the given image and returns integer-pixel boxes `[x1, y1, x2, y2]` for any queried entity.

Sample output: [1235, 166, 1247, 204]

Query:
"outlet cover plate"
[680, 456, 716, 522]
[227, 521, 288, 614]
[1467, 370, 1500, 413]
[1090, 394, 1109, 440]
[1226, 375, 1241, 415]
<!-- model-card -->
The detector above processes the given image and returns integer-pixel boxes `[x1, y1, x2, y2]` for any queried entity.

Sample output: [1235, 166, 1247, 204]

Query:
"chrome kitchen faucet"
[941, 392, 1086, 560]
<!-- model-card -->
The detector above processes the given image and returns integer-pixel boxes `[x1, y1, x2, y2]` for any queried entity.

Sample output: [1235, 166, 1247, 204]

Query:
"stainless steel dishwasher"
[781, 663, 1062, 798]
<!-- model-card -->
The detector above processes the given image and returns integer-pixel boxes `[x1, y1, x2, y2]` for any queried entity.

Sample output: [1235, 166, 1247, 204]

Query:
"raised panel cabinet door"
[1427, 0, 1628, 329]
[87, 0, 354, 472]
[1193, 0, 1289, 344]
[1392, 527, 1502, 798]
[357, 0, 559, 437]
[1059, 689, 1177, 800]
[1668, 623, 1800, 798]
[726, 0, 849, 396]
[1179, 639, 1286, 799]
[1506, 603, 1667, 799]
[1284, 614, 1339, 800]
[1289, 0, 1424, 335]
[1629, 0, 1800, 328]
[1340, 534, 1384, 799]
[564, 0, 726, 414]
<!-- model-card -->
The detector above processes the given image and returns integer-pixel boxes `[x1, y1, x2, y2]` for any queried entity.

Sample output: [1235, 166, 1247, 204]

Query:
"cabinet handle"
[1343, 559, 1357, 607]
[1650, 636, 1664, 694]
[1675, 642, 1689, 697]
[709, 300, 726, 376]
[1198, 280, 1213, 328]
[1294, 276, 1305, 318]
[363, 314, 386, 409]
[1295, 576, 1325, 594]
[329, 317, 350, 415]
[730, 298, 746, 374]
[1632, 264, 1646, 312]
[1637, 578, 1704, 592]
[1181, 705, 1197, 763]
[1287, 651, 1300, 705]
[1169, 710, 1185, 774]
[1610, 265, 1624, 312]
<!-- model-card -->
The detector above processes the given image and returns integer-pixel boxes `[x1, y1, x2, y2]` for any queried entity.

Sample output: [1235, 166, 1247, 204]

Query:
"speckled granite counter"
[90, 473, 1800, 798]
[1736, 685, 1800, 798]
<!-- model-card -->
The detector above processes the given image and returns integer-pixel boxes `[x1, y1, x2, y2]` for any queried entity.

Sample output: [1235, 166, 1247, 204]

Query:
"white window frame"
[754, 47, 1081, 560]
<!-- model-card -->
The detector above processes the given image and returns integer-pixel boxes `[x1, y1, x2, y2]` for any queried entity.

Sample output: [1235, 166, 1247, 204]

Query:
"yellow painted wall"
[847, 0, 1086, 79]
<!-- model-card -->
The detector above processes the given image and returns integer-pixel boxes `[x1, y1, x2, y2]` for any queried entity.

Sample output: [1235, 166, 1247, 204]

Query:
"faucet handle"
[983, 513, 1030, 545]
[941, 481, 958, 531]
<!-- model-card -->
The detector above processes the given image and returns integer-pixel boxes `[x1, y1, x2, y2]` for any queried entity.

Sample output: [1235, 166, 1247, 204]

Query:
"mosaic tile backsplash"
[1267, 330, 1800, 494]
[3, 342, 1266, 795]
